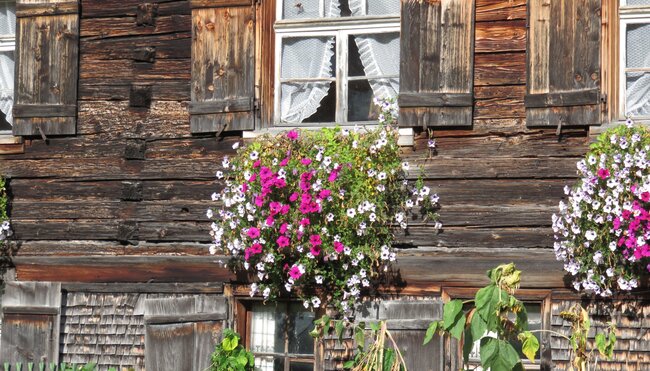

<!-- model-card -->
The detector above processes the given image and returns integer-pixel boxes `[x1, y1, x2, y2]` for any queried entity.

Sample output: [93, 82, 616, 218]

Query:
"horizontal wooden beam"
[145, 312, 228, 324]
[189, 98, 253, 115]
[61, 282, 224, 294]
[524, 89, 601, 108]
[13, 104, 77, 118]
[2, 306, 59, 315]
[16, 1, 79, 18]
[189, 0, 252, 9]
[398, 93, 473, 108]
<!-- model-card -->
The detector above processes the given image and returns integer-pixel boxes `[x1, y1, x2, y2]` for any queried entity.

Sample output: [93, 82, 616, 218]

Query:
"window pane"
[282, 0, 320, 19]
[0, 50, 13, 129]
[255, 356, 284, 371]
[350, 33, 400, 78]
[251, 302, 287, 354]
[281, 37, 336, 79]
[367, 0, 400, 16]
[281, 81, 336, 123]
[348, 78, 398, 122]
[0, 1, 15, 36]
[289, 361, 314, 371]
[287, 303, 315, 355]
[626, 23, 650, 68]
[625, 0, 650, 5]
[626, 72, 650, 116]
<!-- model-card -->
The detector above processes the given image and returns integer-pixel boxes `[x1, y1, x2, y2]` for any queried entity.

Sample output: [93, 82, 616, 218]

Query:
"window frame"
[235, 298, 320, 371]
[618, 1, 650, 121]
[0, 0, 14, 139]
[272, 5, 400, 127]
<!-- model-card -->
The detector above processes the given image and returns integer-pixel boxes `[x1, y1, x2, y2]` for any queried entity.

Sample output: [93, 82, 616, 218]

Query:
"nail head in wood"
[134, 46, 156, 63]
[125, 140, 146, 160]
[136, 3, 158, 26]
[121, 181, 143, 201]
[129, 85, 152, 108]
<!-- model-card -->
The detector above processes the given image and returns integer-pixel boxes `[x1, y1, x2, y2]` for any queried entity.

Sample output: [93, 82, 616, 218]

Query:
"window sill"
[0, 134, 24, 155]
[243, 126, 414, 146]
[590, 118, 650, 136]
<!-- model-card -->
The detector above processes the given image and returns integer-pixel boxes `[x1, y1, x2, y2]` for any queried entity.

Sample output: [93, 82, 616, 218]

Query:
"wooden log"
[475, 0, 526, 22]
[80, 15, 191, 40]
[78, 80, 190, 101]
[80, 33, 191, 60]
[15, 240, 214, 256]
[79, 59, 190, 81]
[475, 52, 526, 86]
[81, 0, 190, 19]
[475, 20, 526, 53]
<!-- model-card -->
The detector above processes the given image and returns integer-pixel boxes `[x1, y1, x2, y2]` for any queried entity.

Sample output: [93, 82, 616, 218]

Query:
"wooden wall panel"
[0, 0, 592, 290]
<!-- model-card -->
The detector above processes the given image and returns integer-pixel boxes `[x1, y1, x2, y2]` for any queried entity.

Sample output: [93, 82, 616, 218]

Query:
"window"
[274, 0, 400, 126]
[246, 302, 316, 371]
[619, 0, 650, 119]
[0, 0, 14, 135]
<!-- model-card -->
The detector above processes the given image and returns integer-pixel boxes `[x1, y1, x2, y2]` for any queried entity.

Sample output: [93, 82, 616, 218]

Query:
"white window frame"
[0, 0, 15, 138]
[273, 5, 400, 127]
[618, 0, 650, 120]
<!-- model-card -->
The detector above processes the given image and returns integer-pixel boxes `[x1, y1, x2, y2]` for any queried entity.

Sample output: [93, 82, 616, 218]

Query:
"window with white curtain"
[249, 302, 315, 371]
[620, 0, 650, 119]
[274, 0, 400, 126]
[0, 0, 12, 134]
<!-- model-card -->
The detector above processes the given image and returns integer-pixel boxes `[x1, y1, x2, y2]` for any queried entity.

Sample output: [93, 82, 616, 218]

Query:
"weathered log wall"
[0, 0, 588, 287]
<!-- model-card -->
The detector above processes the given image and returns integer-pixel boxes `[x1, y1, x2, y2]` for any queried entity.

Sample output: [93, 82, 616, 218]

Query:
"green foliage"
[210, 329, 255, 371]
[423, 264, 537, 371]
[311, 317, 406, 371]
[559, 304, 616, 371]
[2, 363, 100, 371]
[0, 176, 10, 246]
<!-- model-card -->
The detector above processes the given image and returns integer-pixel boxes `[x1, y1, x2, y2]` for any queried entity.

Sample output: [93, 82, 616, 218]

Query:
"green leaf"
[383, 348, 396, 370]
[369, 321, 380, 332]
[222, 336, 238, 352]
[515, 306, 528, 332]
[354, 326, 365, 347]
[595, 333, 606, 356]
[480, 338, 521, 371]
[463, 326, 475, 363]
[443, 299, 463, 331]
[475, 285, 502, 330]
[470, 311, 488, 341]
[449, 312, 467, 341]
[518, 331, 539, 362]
[335, 320, 345, 341]
[343, 360, 355, 369]
[423, 321, 440, 345]
[322, 315, 331, 337]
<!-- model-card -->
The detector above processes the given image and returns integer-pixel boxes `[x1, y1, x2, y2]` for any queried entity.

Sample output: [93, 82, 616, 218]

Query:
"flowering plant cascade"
[0, 177, 10, 247]
[208, 101, 440, 313]
[553, 121, 650, 296]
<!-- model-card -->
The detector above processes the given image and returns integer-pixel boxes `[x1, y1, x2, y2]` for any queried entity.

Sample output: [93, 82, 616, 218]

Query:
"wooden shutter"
[398, 0, 475, 128]
[0, 282, 61, 364]
[357, 299, 443, 371]
[13, 0, 79, 136]
[190, 0, 255, 134]
[144, 295, 227, 371]
[525, 0, 601, 127]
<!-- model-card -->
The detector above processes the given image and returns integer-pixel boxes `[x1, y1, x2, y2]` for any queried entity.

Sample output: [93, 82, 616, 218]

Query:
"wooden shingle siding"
[190, 0, 255, 133]
[399, 0, 475, 128]
[526, 0, 602, 127]
[13, 0, 80, 136]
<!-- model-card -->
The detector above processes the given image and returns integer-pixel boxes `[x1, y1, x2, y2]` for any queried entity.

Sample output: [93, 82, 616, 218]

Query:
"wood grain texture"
[399, 0, 475, 127]
[190, 2, 255, 133]
[13, 0, 80, 136]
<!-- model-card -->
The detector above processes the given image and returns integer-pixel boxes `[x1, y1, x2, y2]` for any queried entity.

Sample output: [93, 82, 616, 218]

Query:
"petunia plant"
[0, 177, 10, 249]
[553, 120, 650, 296]
[208, 99, 440, 314]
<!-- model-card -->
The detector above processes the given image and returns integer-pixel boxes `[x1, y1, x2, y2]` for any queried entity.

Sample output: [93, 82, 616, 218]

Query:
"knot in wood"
[574, 74, 582, 82]
[217, 67, 225, 77]
[206, 22, 215, 31]
[590, 72, 598, 81]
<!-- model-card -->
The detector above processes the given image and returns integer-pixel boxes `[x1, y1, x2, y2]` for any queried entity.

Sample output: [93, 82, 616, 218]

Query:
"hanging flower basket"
[553, 121, 650, 296]
[208, 101, 440, 314]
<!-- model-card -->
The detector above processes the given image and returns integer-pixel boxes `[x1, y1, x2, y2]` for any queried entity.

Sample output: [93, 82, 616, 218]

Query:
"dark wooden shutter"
[357, 299, 443, 371]
[0, 282, 61, 364]
[144, 295, 227, 371]
[13, 0, 79, 136]
[525, 0, 601, 127]
[189, 0, 255, 134]
[398, 0, 475, 128]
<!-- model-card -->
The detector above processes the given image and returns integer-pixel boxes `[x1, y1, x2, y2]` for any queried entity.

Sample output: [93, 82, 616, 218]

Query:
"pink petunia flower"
[277, 235, 290, 248]
[247, 227, 260, 239]
[333, 241, 344, 253]
[301, 158, 312, 166]
[289, 265, 302, 279]
[287, 130, 299, 140]
[309, 234, 322, 247]
[310, 245, 321, 256]
[597, 168, 610, 179]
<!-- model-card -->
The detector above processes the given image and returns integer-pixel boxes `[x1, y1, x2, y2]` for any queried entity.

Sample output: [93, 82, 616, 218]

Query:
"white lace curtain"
[626, 23, 650, 116]
[280, 0, 399, 123]
[0, 1, 14, 126]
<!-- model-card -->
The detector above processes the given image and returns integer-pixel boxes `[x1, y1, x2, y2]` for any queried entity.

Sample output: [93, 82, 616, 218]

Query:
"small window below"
[247, 302, 316, 371]
[619, 0, 650, 119]
[274, 0, 400, 126]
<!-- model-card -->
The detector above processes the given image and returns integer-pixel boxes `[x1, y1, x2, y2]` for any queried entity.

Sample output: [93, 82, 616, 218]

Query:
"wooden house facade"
[0, 0, 647, 369]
